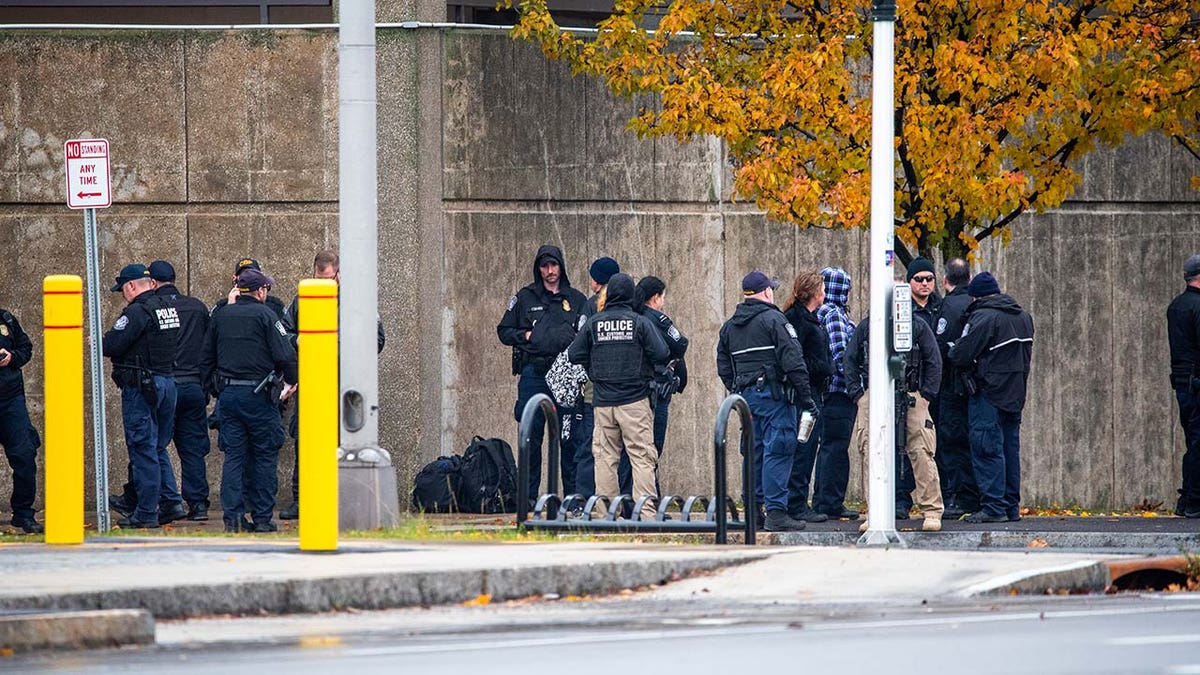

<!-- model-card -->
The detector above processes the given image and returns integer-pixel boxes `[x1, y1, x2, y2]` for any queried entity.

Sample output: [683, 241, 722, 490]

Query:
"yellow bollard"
[43, 275, 84, 544]
[298, 278, 339, 551]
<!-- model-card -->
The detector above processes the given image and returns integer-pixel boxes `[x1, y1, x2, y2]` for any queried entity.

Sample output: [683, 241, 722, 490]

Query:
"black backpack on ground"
[457, 436, 518, 514]
[411, 455, 463, 513]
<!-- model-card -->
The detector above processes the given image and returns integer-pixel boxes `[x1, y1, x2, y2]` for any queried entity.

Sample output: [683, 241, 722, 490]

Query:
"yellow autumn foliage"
[507, 0, 1200, 261]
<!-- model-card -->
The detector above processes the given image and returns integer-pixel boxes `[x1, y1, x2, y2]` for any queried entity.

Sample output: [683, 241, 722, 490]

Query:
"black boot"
[279, 502, 299, 521]
[158, 502, 187, 526]
[764, 509, 807, 532]
[11, 516, 44, 534]
[186, 500, 209, 521]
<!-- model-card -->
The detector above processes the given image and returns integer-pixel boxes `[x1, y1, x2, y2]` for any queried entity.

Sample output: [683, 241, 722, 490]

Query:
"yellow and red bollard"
[43, 275, 84, 544]
[298, 279, 339, 551]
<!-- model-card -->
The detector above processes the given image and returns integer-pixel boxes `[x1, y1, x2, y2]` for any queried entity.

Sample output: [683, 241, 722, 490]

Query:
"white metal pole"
[859, 0, 901, 546]
[338, 0, 380, 451]
[335, 0, 400, 529]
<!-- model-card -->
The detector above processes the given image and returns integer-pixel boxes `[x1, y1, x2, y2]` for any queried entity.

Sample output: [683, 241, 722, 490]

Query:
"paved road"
[11, 593, 1200, 673]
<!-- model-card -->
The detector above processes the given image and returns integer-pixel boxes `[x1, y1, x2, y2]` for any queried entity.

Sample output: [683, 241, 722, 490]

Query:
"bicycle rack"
[517, 393, 757, 545]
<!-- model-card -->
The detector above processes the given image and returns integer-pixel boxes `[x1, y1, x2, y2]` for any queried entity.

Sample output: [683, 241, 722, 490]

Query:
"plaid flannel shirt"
[818, 268, 855, 395]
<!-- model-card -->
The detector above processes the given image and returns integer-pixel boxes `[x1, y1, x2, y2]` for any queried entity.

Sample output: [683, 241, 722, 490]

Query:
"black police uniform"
[103, 288, 182, 527]
[277, 293, 385, 518]
[496, 244, 587, 499]
[202, 293, 297, 532]
[1167, 285, 1200, 516]
[568, 274, 669, 517]
[157, 284, 213, 517]
[717, 298, 814, 519]
[934, 284, 979, 513]
[616, 305, 688, 498]
[0, 309, 41, 532]
[844, 316, 942, 518]
[948, 293, 1033, 521]
[783, 303, 833, 519]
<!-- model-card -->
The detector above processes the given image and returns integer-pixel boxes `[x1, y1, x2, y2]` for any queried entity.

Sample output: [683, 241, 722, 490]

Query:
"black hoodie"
[0, 310, 32, 400]
[948, 293, 1034, 413]
[568, 274, 669, 406]
[497, 244, 588, 376]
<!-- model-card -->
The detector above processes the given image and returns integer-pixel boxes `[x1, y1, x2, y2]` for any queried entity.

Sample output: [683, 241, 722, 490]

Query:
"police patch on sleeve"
[113, 315, 129, 331]
[667, 325, 681, 341]
[936, 317, 947, 335]
[275, 320, 288, 336]
[506, 295, 517, 311]
[785, 323, 798, 339]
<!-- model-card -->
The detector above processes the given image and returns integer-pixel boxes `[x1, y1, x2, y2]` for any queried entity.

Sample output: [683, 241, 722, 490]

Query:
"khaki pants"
[854, 389, 944, 519]
[594, 398, 659, 520]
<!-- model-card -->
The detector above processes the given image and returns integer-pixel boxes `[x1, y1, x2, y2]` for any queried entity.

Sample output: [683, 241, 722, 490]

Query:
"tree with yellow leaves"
[508, 0, 1200, 262]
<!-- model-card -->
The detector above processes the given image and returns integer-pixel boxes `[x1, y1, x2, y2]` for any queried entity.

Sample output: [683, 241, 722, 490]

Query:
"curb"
[771, 530, 1200, 551]
[0, 609, 154, 653]
[959, 555, 1195, 596]
[0, 553, 766, 621]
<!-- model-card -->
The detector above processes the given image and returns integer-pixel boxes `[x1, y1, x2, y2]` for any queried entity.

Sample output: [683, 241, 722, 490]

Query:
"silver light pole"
[858, 0, 901, 546]
[337, 0, 400, 529]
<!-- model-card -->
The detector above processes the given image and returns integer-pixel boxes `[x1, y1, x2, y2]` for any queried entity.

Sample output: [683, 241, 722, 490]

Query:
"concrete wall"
[0, 27, 1197, 515]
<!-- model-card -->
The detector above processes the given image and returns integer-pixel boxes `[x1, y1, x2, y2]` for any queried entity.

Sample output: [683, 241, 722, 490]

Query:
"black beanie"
[589, 257, 619, 285]
[966, 271, 1001, 297]
[906, 257, 935, 282]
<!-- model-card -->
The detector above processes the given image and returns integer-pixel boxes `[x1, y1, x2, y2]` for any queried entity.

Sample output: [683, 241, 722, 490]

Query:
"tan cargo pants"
[594, 397, 659, 520]
[853, 389, 944, 518]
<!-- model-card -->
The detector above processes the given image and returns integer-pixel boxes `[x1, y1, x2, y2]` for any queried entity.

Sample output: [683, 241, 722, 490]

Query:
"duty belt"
[174, 375, 201, 385]
[225, 379, 260, 387]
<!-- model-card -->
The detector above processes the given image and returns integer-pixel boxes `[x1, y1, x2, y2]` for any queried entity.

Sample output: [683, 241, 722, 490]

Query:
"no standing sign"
[64, 138, 111, 209]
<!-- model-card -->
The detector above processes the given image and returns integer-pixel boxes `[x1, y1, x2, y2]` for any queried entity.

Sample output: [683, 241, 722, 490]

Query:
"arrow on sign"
[77, 192, 102, 198]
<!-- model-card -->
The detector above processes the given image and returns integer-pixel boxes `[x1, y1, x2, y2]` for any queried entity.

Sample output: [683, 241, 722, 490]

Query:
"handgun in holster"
[960, 370, 979, 396]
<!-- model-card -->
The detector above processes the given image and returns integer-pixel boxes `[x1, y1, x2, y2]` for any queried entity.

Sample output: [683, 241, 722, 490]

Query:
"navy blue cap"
[741, 271, 779, 296]
[148, 260, 176, 282]
[237, 268, 275, 292]
[111, 264, 151, 292]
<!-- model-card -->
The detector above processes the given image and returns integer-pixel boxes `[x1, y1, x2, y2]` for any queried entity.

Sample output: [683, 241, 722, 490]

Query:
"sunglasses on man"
[911, 275, 935, 283]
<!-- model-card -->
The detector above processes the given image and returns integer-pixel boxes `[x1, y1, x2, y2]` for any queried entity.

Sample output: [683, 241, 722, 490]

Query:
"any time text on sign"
[64, 138, 112, 209]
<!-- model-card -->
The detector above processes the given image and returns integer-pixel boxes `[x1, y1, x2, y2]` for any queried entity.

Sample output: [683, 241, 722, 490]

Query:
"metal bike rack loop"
[515, 393, 754, 545]
[516, 392, 560, 526]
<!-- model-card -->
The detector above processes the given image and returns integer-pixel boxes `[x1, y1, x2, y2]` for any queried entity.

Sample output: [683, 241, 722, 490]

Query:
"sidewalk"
[0, 528, 1188, 653]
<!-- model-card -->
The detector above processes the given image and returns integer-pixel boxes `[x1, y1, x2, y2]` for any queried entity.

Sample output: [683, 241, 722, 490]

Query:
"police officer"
[201, 268, 297, 533]
[0, 306, 42, 533]
[149, 260, 213, 521]
[949, 272, 1034, 524]
[1167, 255, 1200, 519]
[568, 273, 669, 520]
[615, 275, 688, 498]
[845, 305, 944, 532]
[103, 264, 183, 529]
[717, 271, 814, 532]
[497, 244, 587, 501]
[213, 257, 288, 321]
[278, 250, 385, 521]
[935, 257, 979, 519]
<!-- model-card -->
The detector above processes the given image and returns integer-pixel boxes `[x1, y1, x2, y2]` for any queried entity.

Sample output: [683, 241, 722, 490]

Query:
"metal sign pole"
[859, 0, 901, 547]
[83, 207, 110, 533]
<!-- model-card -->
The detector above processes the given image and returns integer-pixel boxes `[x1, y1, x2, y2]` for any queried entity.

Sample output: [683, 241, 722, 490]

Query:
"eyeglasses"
[911, 275, 935, 283]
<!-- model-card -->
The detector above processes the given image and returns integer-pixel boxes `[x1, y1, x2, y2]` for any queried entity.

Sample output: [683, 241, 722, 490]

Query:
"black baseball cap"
[148, 260, 176, 282]
[111, 264, 151, 292]
[234, 257, 261, 275]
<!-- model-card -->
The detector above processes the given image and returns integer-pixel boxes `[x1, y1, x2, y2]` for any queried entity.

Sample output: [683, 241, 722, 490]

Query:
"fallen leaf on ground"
[1028, 538, 1050, 548]
[461, 594, 492, 606]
